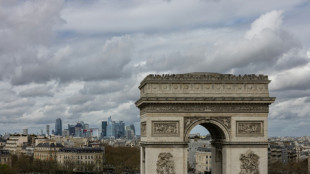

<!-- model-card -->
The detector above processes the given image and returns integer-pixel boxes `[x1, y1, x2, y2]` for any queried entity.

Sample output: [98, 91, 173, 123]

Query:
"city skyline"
[0, 0, 310, 136]
[0, 116, 139, 136]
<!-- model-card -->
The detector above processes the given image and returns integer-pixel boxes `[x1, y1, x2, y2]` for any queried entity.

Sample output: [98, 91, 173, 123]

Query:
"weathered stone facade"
[136, 73, 275, 174]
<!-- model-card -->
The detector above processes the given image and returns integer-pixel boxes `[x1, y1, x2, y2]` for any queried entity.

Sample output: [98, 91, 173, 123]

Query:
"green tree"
[104, 145, 140, 173]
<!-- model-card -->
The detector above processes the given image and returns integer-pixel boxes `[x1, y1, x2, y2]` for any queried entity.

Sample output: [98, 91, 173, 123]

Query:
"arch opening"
[185, 119, 230, 143]
[187, 120, 227, 174]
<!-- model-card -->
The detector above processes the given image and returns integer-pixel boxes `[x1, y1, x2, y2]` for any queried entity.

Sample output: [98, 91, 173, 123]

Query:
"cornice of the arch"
[184, 117, 231, 142]
[138, 102, 270, 115]
[136, 97, 275, 107]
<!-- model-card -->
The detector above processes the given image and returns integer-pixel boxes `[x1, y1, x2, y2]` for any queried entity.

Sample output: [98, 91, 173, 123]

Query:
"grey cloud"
[0, 98, 35, 110]
[19, 85, 54, 98]
[67, 77, 139, 116]
[80, 81, 124, 95]
[34, 105, 67, 124]
[0, 1, 131, 86]
[1, 1, 310, 137]
[0, 98, 35, 121]
[10, 36, 133, 85]
[269, 97, 310, 121]
[105, 102, 139, 123]
[68, 105, 101, 116]
[61, 0, 304, 34]
[66, 94, 94, 105]
[271, 48, 308, 72]
[0, 89, 18, 102]
[141, 24, 301, 76]
[305, 97, 310, 103]
[269, 63, 310, 91]
[68, 98, 104, 115]
[0, 0, 64, 83]
[270, 89, 310, 101]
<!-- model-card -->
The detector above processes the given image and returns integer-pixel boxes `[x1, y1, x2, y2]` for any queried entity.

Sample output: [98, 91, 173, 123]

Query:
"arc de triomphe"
[136, 73, 275, 174]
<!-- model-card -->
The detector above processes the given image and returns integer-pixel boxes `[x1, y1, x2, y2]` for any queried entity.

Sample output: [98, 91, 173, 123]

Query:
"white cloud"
[245, 10, 283, 40]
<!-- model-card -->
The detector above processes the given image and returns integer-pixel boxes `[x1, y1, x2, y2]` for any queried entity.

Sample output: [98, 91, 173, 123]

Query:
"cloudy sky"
[0, 0, 310, 136]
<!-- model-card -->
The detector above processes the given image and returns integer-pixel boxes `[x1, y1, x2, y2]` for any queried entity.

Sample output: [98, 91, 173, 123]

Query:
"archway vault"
[136, 73, 275, 174]
[184, 117, 230, 142]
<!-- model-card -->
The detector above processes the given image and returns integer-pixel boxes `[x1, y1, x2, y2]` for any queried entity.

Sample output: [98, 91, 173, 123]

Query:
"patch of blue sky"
[189, 125, 209, 136]
[224, 16, 255, 27]
[293, 0, 309, 9]
[56, 30, 77, 39]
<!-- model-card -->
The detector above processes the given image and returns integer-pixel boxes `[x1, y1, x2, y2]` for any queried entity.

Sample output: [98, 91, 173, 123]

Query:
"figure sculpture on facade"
[240, 150, 260, 174]
[156, 152, 175, 174]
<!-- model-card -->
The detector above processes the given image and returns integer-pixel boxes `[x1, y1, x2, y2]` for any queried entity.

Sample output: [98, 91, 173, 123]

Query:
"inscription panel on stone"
[142, 83, 268, 95]
[152, 121, 179, 137]
[236, 121, 263, 137]
[141, 121, 146, 137]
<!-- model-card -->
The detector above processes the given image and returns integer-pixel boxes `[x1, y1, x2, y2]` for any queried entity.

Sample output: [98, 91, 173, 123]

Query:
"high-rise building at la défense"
[46, 125, 50, 136]
[102, 116, 135, 139]
[55, 118, 62, 136]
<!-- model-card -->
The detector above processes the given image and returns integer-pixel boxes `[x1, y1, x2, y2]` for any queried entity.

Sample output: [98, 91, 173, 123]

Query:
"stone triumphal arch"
[136, 73, 275, 174]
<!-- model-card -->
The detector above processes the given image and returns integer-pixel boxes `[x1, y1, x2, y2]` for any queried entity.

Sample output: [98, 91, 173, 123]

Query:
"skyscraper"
[117, 121, 125, 138]
[125, 124, 136, 139]
[106, 116, 125, 138]
[130, 124, 136, 136]
[55, 118, 62, 136]
[125, 126, 134, 139]
[23, 128, 28, 135]
[106, 116, 114, 137]
[68, 124, 75, 136]
[101, 121, 107, 138]
[46, 125, 50, 136]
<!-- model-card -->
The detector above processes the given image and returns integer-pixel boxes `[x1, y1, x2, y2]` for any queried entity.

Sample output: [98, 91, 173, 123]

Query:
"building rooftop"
[197, 147, 211, 152]
[139, 73, 270, 88]
[59, 147, 104, 153]
[36, 142, 64, 148]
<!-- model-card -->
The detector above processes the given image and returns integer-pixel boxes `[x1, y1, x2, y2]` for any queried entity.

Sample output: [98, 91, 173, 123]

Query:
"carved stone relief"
[152, 121, 179, 137]
[141, 122, 146, 137]
[240, 150, 260, 174]
[156, 152, 175, 174]
[184, 117, 198, 133]
[237, 121, 263, 137]
[215, 117, 231, 130]
[140, 103, 269, 114]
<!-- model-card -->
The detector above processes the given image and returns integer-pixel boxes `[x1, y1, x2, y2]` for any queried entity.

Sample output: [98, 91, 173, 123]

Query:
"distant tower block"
[23, 128, 28, 135]
[46, 125, 50, 136]
[101, 121, 107, 138]
[55, 118, 62, 136]
[136, 73, 275, 174]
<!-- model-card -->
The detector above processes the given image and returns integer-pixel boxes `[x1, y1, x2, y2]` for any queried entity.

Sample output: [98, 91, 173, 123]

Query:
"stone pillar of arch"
[136, 73, 275, 174]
